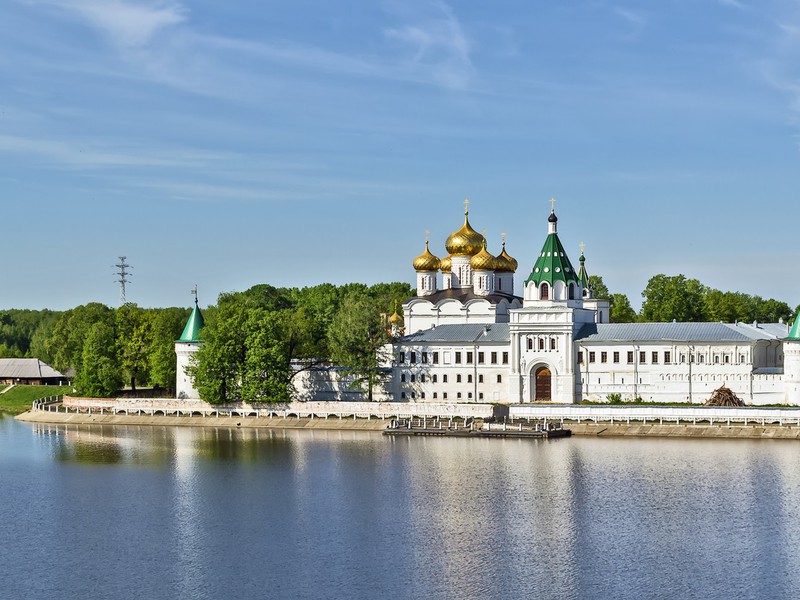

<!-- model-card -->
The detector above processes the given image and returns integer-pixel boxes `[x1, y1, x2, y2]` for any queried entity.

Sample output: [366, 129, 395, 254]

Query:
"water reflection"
[7, 422, 800, 599]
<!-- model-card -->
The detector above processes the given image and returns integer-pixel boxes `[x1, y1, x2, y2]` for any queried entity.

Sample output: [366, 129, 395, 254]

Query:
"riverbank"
[16, 410, 800, 439]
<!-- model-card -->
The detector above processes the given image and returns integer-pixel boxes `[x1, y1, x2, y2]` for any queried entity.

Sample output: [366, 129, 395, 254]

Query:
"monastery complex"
[176, 202, 800, 406]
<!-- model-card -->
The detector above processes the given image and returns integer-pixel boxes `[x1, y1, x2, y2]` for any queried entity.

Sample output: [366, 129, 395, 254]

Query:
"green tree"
[327, 296, 390, 401]
[640, 274, 706, 322]
[45, 303, 114, 373]
[148, 307, 190, 391]
[609, 293, 637, 323]
[588, 275, 609, 300]
[116, 303, 151, 391]
[74, 321, 122, 397]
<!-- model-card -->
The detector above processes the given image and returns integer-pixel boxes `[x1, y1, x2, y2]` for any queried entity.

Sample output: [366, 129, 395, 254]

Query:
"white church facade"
[390, 203, 798, 406]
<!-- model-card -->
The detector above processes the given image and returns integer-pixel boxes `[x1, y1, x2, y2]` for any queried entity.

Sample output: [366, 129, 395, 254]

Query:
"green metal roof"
[178, 303, 205, 342]
[524, 232, 579, 288]
[577, 253, 590, 289]
[788, 317, 800, 341]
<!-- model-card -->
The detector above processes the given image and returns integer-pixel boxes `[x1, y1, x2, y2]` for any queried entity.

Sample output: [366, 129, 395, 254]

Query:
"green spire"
[178, 300, 205, 342]
[788, 317, 800, 341]
[577, 242, 591, 290]
[524, 209, 579, 289]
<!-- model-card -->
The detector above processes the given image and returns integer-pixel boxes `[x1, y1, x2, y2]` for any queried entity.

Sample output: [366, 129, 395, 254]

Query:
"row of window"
[527, 338, 558, 351]
[400, 372, 503, 384]
[398, 351, 510, 365]
[400, 391, 486, 401]
[578, 351, 748, 366]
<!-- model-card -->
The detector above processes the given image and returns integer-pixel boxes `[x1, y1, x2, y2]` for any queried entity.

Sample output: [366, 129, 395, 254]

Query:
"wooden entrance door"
[535, 367, 551, 401]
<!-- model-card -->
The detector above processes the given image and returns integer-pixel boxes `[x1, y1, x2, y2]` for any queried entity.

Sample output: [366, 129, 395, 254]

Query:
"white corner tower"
[784, 318, 800, 404]
[175, 292, 205, 400]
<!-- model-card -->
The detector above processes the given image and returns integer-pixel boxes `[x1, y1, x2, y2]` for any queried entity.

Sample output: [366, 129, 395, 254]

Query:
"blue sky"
[2, 0, 800, 311]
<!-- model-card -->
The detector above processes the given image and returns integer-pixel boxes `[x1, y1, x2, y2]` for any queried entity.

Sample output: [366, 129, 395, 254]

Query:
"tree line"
[0, 275, 795, 402]
[591, 274, 795, 324]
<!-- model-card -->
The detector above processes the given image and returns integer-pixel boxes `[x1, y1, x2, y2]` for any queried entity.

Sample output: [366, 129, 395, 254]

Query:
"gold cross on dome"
[464, 198, 470, 214]
[501, 232, 507, 246]
[550, 197, 556, 212]
[580, 241, 586, 255]
[425, 229, 430, 243]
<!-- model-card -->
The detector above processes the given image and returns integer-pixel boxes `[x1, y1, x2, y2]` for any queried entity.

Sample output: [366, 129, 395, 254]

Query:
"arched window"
[568, 283, 575, 300]
[540, 282, 549, 300]
[527, 338, 533, 350]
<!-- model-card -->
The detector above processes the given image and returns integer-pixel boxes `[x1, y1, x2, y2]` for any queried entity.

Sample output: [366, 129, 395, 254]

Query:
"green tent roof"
[524, 231, 579, 288]
[178, 303, 205, 342]
[577, 253, 590, 289]
[788, 317, 800, 341]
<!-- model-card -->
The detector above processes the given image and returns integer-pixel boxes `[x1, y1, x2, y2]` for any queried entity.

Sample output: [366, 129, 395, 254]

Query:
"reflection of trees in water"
[192, 428, 294, 463]
[54, 425, 172, 466]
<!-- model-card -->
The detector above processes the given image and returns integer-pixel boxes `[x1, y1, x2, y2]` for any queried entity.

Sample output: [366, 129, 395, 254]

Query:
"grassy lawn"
[0, 385, 74, 414]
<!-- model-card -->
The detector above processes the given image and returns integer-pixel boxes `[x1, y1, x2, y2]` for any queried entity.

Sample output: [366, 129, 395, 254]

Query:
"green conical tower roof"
[178, 301, 205, 342]
[577, 252, 590, 289]
[524, 208, 580, 288]
[787, 317, 800, 341]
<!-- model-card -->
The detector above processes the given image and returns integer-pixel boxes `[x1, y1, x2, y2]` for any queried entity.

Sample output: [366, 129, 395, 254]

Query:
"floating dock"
[384, 418, 571, 439]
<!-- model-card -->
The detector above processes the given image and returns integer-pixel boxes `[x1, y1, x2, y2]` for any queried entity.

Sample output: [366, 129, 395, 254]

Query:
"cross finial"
[580, 241, 586, 255]
[191, 285, 198, 306]
[501, 232, 507, 247]
[464, 197, 470, 215]
[550, 197, 556, 212]
[425, 229, 430, 244]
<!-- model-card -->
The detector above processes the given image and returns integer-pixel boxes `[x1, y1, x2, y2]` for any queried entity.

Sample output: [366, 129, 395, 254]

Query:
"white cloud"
[384, 1, 473, 89]
[35, 0, 186, 47]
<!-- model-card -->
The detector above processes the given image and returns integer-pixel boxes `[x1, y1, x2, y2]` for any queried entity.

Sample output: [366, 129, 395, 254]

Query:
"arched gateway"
[532, 366, 552, 402]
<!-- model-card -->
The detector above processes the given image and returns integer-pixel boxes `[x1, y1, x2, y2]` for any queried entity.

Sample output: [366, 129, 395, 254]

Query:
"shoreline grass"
[0, 385, 73, 414]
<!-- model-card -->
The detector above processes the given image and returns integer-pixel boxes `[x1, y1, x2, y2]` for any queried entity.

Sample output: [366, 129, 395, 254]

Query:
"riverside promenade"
[16, 396, 800, 439]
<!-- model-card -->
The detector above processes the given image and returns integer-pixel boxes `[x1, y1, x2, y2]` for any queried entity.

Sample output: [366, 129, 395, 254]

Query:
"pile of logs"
[705, 386, 746, 407]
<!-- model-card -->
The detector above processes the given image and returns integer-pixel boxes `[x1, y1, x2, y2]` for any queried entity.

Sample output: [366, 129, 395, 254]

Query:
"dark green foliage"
[74, 321, 122, 397]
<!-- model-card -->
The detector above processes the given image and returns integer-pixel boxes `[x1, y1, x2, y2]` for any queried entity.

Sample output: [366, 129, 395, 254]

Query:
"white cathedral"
[175, 201, 800, 406]
[389, 202, 800, 406]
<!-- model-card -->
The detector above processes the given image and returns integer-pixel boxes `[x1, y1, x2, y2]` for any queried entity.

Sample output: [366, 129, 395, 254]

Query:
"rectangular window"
[680, 354, 686, 363]
[478, 374, 484, 383]
[421, 392, 425, 399]
[601, 352, 608, 364]
[578, 351, 584, 364]
[665, 352, 671, 364]
[478, 352, 485, 364]
[497, 374, 502, 383]
[432, 374, 438, 383]
[433, 392, 438, 399]
[401, 392, 406, 399]
[724, 355, 730, 364]
[502, 352, 509, 364]
[613, 352, 620, 363]
[589, 352, 596, 363]
[422, 352, 428, 364]
[739, 354, 745, 363]
[467, 392, 472, 399]
[527, 338, 533, 350]
[652, 352, 658, 364]
[443, 374, 448, 383]
[455, 352, 462, 364]
[410, 374, 416, 383]
[443, 392, 448, 399]
[714, 355, 720, 364]
[479, 392, 484, 400]
[401, 373, 406, 382]
[443, 352, 451, 364]
[550, 338, 557, 350]
[399, 352, 405, 363]
[639, 351, 646, 364]
[467, 374, 473, 383]
[491, 352, 498, 364]
[466, 352, 473, 364]
[433, 352, 439, 364]
[698, 355, 705, 364]
[539, 339, 545, 351]
[420, 374, 425, 383]
[457, 392, 462, 399]
[410, 352, 416, 364]
[627, 351, 634, 364]
[457, 374, 462, 383]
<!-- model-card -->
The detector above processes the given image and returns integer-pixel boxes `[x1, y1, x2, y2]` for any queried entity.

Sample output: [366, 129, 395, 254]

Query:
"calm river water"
[3, 415, 800, 599]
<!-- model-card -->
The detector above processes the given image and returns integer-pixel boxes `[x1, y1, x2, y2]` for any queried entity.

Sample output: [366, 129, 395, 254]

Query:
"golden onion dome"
[445, 209, 485, 256]
[495, 242, 518, 272]
[389, 310, 403, 326]
[412, 241, 441, 272]
[440, 255, 452, 273]
[470, 240, 498, 271]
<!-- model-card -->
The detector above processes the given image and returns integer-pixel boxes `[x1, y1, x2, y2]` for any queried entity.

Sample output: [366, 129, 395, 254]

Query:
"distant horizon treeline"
[0, 276, 796, 400]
